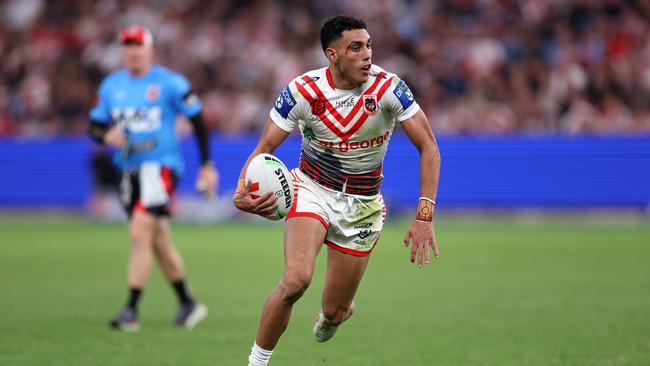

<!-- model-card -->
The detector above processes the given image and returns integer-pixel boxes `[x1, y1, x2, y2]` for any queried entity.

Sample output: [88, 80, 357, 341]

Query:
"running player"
[233, 16, 441, 365]
[88, 25, 217, 331]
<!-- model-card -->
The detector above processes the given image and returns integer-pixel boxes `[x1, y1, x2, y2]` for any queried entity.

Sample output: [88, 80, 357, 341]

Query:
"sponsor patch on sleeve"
[274, 85, 297, 119]
[393, 79, 415, 110]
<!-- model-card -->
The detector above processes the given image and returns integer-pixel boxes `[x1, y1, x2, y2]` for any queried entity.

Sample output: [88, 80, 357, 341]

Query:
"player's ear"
[325, 47, 338, 63]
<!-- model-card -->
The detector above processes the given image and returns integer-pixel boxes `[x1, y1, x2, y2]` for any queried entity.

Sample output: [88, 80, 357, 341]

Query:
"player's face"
[332, 29, 373, 85]
[121, 44, 153, 75]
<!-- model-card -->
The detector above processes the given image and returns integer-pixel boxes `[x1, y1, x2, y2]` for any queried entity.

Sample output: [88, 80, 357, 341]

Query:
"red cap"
[119, 25, 153, 46]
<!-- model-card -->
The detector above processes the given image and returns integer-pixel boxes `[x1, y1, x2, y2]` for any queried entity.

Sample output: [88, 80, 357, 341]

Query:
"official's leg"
[152, 217, 185, 282]
[109, 210, 157, 331]
[127, 210, 157, 288]
[152, 217, 207, 327]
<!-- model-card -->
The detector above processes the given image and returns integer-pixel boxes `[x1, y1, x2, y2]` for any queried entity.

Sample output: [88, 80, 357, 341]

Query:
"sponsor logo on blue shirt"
[275, 85, 297, 119]
[393, 79, 415, 110]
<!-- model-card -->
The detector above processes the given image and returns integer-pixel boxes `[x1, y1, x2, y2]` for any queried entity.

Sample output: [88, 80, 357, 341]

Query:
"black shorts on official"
[119, 165, 178, 218]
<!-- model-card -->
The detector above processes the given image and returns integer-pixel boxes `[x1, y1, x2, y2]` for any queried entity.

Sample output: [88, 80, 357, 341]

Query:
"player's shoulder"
[369, 64, 392, 77]
[368, 64, 402, 88]
[288, 67, 327, 89]
[279, 67, 327, 105]
[273, 68, 325, 119]
[371, 65, 417, 112]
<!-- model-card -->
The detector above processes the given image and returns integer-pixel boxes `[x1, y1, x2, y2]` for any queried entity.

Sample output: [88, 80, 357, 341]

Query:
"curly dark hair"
[320, 15, 367, 51]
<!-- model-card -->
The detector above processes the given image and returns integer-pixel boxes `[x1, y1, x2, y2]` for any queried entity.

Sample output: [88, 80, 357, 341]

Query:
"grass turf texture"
[0, 217, 648, 366]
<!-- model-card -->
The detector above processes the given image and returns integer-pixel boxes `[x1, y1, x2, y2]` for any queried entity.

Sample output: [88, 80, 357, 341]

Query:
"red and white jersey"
[270, 65, 420, 196]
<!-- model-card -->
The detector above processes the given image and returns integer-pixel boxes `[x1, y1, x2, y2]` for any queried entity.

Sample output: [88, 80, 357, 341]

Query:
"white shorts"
[286, 169, 387, 257]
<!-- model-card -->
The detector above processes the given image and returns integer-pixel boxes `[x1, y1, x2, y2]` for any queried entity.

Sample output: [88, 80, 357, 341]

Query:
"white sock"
[248, 342, 273, 366]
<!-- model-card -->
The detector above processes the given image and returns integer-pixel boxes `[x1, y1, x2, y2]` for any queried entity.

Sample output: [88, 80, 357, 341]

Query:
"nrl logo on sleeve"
[274, 85, 297, 119]
[362, 95, 378, 116]
[146, 85, 161, 102]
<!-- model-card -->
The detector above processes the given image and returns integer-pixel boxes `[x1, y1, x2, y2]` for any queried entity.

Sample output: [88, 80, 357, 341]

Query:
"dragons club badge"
[363, 95, 378, 115]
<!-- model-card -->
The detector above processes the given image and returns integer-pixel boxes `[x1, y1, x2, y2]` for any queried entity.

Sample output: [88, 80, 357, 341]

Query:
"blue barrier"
[0, 135, 648, 210]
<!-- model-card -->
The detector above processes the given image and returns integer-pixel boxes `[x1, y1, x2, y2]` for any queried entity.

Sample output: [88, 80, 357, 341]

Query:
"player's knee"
[279, 273, 311, 303]
[322, 305, 348, 326]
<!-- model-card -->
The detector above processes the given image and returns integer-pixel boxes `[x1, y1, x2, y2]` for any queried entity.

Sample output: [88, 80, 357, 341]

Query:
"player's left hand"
[403, 220, 439, 268]
[195, 163, 218, 198]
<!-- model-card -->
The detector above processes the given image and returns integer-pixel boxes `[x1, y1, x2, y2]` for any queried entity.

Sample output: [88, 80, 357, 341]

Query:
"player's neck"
[328, 65, 358, 90]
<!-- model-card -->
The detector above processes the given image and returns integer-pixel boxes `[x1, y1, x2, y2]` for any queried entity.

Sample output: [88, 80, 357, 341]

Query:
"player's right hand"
[232, 179, 278, 218]
[403, 220, 439, 268]
[104, 127, 127, 148]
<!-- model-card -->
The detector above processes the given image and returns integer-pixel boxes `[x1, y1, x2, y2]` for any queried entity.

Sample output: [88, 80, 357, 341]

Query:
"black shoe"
[174, 302, 208, 329]
[109, 307, 140, 332]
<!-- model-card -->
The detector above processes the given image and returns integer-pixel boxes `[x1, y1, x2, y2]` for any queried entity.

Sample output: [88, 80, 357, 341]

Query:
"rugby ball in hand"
[245, 153, 294, 220]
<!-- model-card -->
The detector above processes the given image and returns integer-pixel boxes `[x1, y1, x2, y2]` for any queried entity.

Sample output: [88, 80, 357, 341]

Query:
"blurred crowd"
[1, 0, 650, 137]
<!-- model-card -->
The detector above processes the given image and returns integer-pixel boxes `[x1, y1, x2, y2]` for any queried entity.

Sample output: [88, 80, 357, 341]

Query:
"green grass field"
[0, 217, 649, 366]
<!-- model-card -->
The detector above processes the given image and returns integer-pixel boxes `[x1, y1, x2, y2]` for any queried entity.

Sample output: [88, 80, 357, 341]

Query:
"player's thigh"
[322, 246, 370, 307]
[283, 216, 327, 281]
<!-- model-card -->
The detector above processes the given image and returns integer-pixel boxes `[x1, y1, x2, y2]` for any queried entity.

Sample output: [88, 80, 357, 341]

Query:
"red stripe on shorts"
[285, 173, 328, 230]
[324, 239, 377, 257]
[286, 211, 329, 230]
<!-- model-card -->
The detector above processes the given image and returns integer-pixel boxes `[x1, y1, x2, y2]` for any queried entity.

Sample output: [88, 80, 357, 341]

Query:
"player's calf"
[314, 300, 356, 342]
[322, 300, 355, 326]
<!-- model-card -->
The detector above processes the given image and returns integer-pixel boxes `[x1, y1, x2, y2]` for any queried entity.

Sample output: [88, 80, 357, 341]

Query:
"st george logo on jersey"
[363, 95, 378, 116]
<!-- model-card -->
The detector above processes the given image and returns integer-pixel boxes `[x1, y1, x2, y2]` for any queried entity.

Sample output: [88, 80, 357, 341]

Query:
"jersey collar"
[326, 67, 362, 91]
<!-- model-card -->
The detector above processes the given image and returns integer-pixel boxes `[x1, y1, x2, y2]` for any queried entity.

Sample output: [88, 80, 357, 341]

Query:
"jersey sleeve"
[269, 79, 307, 133]
[383, 77, 420, 122]
[170, 74, 203, 118]
[89, 80, 111, 124]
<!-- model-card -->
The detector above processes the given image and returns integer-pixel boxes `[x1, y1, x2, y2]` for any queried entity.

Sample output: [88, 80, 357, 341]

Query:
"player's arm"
[232, 119, 290, 218]
[401, 109, 441, 267]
